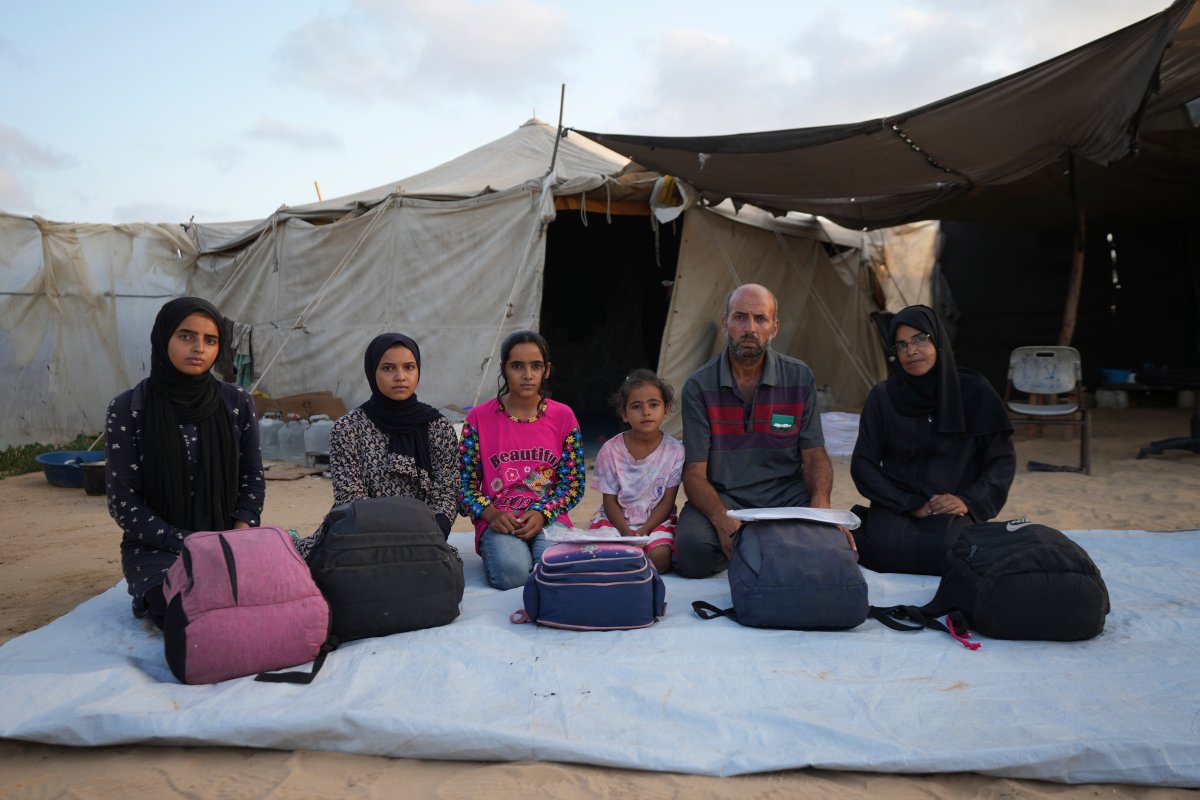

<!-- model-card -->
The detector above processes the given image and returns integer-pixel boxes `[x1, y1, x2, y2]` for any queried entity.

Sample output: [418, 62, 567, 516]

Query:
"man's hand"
[839, 525, 858, 560]
[683, 461, 743, 558]
[716, 514, 743, 559]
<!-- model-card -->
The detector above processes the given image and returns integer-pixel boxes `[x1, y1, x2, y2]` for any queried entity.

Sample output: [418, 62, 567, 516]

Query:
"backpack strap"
[254, 640, 337, 685]
[692, 600, 738, 622]
[870, 605, 981, 650]
[869, 604, 928, 632]
[940, 612, 981, 650]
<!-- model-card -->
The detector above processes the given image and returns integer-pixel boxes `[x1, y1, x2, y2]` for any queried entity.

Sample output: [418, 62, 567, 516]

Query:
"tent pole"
[546, 84, 566, 177]
[471, 175, 556, 406]
[1058, 152, 1086, 346]
[1059, 214, 1087, 346]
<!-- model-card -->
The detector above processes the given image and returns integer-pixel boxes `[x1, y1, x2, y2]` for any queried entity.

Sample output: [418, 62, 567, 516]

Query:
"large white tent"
[0, 214, 197, 447]
[190, 119, 889, 429]
[0, 120, 911, 447]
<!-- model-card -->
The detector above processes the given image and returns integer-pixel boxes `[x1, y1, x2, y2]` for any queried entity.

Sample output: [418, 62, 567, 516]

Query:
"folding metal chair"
[1005, 346, 1092, 474]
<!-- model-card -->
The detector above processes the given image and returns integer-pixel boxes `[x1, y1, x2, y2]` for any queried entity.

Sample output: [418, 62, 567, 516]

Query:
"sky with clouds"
[0, 0, 1173, 224]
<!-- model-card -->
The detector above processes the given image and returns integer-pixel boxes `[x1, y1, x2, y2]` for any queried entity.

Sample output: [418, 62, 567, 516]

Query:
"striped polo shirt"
[681, 348, 824, 509]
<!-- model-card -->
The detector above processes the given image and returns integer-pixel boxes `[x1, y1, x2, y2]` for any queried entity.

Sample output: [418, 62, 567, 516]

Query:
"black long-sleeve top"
[105, 380, 265, 603]
[851, 379, 1015, 522]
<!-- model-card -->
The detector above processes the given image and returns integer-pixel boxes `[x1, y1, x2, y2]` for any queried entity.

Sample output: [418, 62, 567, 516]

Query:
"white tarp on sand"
[1, 530, 1197, 786]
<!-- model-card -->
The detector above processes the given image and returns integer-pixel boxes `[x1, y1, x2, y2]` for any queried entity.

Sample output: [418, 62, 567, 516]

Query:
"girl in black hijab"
[850, 305, 1015, 574]
[105, 297, 265, 625]
[359, 333, 442, 475]
[299, 333, 460, 552]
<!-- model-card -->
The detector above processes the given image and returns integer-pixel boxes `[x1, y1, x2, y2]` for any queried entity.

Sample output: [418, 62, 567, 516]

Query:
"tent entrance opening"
[539, 213, 681, 449]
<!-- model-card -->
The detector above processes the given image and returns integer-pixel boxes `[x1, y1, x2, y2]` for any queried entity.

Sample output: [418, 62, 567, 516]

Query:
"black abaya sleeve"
[228, 388, 265, 528]
[851, 387, 927, 514]
[957, 430, 1016, 522]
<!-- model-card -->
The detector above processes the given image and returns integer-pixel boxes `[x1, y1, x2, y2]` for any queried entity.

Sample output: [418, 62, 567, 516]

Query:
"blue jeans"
[479, 525, 555, 590]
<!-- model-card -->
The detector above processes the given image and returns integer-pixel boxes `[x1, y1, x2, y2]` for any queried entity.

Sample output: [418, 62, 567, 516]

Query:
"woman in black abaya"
[850, 305, 1015, 574]
[105, 297, 265, 626]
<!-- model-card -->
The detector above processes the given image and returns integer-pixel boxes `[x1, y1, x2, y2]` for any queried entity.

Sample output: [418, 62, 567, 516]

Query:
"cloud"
[0, 125, 73, 169]
[633, 12, 1000, 133]
[201, 143, 248, 171]
[0, 37, 24, 67]
[962, 0, 1171, 75]
[0, 166, 35, 212]
[615, 30, 793, 134]
[614, 0, 1168, 136]
[272, 11, 409, 99]
[392, 0, 571, 94]
[784, 7, 1000, 121]
[245, 117, 345, 151]
[0, 126, 74, 214]
[272, 0, 574, 103]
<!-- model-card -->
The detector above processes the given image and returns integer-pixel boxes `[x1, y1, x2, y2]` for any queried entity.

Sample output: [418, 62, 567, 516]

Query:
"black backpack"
[693, 519, 868, 630]
[308, 496, 464, 642]
[874, 519, 1110, 643]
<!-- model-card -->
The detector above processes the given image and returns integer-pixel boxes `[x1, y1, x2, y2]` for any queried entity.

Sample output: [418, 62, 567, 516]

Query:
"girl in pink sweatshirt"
[458, 330, 586, 589]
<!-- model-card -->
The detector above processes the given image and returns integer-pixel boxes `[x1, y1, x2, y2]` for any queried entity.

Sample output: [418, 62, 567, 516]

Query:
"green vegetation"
[0, 433, 103, 480]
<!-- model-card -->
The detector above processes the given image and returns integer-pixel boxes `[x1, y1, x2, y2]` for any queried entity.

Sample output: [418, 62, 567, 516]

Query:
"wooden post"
[1059, 209, 1086, 346]
[1058, 152, 1085, 347]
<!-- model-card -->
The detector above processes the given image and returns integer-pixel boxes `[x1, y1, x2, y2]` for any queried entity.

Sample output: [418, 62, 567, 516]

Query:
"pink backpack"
[162, 527, 331, 684]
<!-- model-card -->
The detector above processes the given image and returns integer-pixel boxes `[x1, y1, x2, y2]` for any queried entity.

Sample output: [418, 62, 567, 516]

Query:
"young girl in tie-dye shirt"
[588, 369, 683, 573]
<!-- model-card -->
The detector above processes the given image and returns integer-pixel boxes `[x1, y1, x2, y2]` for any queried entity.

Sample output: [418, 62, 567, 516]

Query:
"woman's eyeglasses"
[891, 332, 933, 354]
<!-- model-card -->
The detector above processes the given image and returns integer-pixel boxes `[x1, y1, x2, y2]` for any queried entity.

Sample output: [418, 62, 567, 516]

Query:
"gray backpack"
[693, 519, 868, 630]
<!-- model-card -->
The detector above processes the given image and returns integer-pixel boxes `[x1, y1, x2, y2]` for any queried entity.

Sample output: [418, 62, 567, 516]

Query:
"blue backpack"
[693, 519, 868, 630]
[513, 542, 666, 630]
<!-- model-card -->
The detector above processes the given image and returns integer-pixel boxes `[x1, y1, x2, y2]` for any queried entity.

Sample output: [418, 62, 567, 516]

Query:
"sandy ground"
[1, 407, 1198, 798]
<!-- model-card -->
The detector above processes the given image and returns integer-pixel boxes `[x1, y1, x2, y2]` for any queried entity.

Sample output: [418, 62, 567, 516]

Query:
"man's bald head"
[723, 283, 779, 323]
[722, 283, 780, 363]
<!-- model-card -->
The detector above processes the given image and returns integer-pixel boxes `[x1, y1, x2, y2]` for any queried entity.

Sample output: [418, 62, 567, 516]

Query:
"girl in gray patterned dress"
[298, 333, 459, 555]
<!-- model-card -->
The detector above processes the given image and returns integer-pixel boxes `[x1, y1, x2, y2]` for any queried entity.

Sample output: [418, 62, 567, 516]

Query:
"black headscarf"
[886, 305, 1010, 435]
[359, 333, 442, 473]
[140, 297, 238, 531]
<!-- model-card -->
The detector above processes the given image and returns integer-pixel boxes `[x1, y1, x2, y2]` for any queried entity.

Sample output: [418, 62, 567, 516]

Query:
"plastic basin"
[35, 450, 106, 488]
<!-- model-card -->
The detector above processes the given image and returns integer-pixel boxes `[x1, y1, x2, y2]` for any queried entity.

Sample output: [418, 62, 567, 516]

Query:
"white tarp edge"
[1, 530, 1197, 786]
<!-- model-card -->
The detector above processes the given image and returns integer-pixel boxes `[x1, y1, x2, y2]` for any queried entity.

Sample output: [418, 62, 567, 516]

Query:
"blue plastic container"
[35, 450, 106, 488]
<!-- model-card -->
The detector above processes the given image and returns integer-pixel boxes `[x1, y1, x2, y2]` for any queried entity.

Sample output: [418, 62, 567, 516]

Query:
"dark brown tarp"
[579, 0, 1200, 231]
